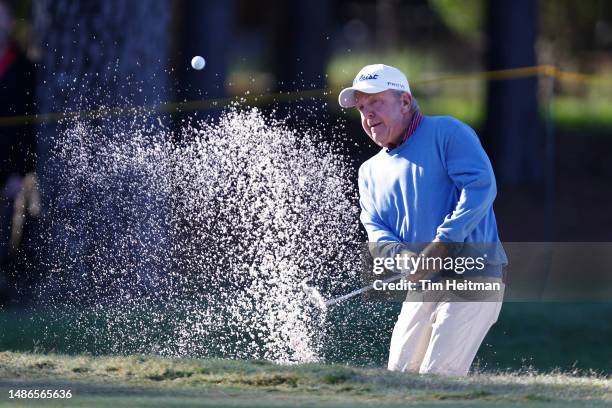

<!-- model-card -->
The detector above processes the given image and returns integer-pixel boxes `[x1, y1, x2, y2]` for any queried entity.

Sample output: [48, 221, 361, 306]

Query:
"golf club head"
[299, 281, 328, 312]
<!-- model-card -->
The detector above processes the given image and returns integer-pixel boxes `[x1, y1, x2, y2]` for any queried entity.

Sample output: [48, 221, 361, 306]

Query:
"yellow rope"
[0, 65, 608, 127]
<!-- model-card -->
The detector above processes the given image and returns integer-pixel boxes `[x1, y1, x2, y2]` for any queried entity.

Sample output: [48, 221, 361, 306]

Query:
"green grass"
[552, 96, 612, 129]
[228, 47, 612, 130]
[1, 303, 611, 372]
[324, 50, 612, 130]
[0, 352, 609, 407]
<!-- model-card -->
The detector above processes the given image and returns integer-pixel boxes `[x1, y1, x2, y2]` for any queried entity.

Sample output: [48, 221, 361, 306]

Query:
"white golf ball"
[191, 56, 206, 70]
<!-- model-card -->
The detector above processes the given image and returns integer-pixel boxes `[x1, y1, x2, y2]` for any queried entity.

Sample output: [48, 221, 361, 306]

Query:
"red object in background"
[0, 44, 36, 188]
[0, 46, 16, 78]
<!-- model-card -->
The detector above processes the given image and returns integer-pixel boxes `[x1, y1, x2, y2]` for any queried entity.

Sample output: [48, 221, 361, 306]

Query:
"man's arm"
[407, 122, 496, 281]
[358, 165, 402, 243]
[434, 121, 497, 243]
[358, 167, 415, 266]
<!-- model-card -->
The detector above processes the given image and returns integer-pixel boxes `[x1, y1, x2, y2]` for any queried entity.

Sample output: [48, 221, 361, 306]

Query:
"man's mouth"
[370, 122, 382, 131]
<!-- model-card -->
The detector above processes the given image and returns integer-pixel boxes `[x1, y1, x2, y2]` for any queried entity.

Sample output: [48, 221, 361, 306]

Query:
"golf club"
[301, 267, 413, 309]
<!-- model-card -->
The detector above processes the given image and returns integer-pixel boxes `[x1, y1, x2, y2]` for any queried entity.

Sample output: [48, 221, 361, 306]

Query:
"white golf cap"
[338, 64, 411, 108]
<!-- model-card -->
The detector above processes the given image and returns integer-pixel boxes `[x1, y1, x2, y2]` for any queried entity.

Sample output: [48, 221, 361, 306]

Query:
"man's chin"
[375, 138, 392, 149]
[369, 133, 393, 149]
[372, 134, 386, 147]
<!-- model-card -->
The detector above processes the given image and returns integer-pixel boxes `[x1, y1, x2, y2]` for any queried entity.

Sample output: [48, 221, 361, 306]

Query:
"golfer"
[339, 64, 507, 376]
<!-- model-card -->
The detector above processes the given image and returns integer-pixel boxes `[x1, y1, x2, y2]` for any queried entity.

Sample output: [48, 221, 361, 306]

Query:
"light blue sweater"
[358, 116, 507, 277]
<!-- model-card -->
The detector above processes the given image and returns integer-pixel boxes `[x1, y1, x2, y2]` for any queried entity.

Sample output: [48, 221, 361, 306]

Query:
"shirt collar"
[385, 111, 424, 153]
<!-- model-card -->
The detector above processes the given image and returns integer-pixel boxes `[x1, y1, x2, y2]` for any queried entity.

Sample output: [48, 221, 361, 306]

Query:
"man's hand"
[404, 240, 450, 282]
[396, 248, 417, 274]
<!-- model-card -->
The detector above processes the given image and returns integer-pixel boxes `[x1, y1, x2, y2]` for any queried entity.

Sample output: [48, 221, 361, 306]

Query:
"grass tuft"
[321, 369, 355, 385]
[145, 368, 194, 381]
[29, 360, 56, 370]
[433, 390, 493, 400]
[235, 373, 299, 387]
[0, 351, 609, 406]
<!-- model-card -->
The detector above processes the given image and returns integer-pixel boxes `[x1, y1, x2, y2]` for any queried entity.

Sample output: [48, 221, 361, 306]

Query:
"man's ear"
[401, 93, 412, 114]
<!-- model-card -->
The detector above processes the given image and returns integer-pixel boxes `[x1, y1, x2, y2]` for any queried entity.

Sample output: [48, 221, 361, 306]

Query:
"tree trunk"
[172, 0, 233, 102]
[485, 0, 541, 185]
[271, 0, 331, 92]
[34, 0, 171, 298]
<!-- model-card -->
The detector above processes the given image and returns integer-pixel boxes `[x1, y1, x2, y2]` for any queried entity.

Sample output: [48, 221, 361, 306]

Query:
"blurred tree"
[431, 0, 612, 65]
[34, 0, 171, 297]
[171, 0, 233, 101]
[0, 0, 36, 188]
[548, 0, 612, 48]
[429, 0, 484, 43]
[270, 0, 331, 92]
[376, 0, 400, 50]
[484, 0, 541, 185]
[539, 0, 612, 68]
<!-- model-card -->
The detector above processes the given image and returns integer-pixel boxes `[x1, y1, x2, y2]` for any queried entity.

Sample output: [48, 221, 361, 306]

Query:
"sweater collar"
[385, 111, 424, 153]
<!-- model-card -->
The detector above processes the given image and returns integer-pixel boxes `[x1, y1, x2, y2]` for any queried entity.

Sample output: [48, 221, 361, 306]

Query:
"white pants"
[387, 281, 504, 376]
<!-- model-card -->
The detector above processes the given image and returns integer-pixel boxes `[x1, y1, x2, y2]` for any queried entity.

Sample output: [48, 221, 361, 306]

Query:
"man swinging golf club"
[339, 64, 507, 376]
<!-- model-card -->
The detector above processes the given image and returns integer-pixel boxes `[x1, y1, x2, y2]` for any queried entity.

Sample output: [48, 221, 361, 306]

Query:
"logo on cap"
[357, 73, 379, 81]
[387, 81, 405, 89]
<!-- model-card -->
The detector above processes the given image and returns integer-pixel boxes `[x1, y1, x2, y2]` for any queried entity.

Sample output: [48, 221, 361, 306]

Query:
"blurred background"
[0, 0, 611, 372]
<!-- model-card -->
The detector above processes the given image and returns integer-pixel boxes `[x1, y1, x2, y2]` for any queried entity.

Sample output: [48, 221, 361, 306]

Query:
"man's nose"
[364, 109, 375, 119]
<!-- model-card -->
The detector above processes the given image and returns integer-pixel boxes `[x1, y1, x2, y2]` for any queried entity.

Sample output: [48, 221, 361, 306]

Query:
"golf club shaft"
[324, 273, 407, 307]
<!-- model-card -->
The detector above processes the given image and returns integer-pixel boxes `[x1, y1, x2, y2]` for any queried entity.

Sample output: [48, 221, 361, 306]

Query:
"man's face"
[355, 90, 411, 149]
